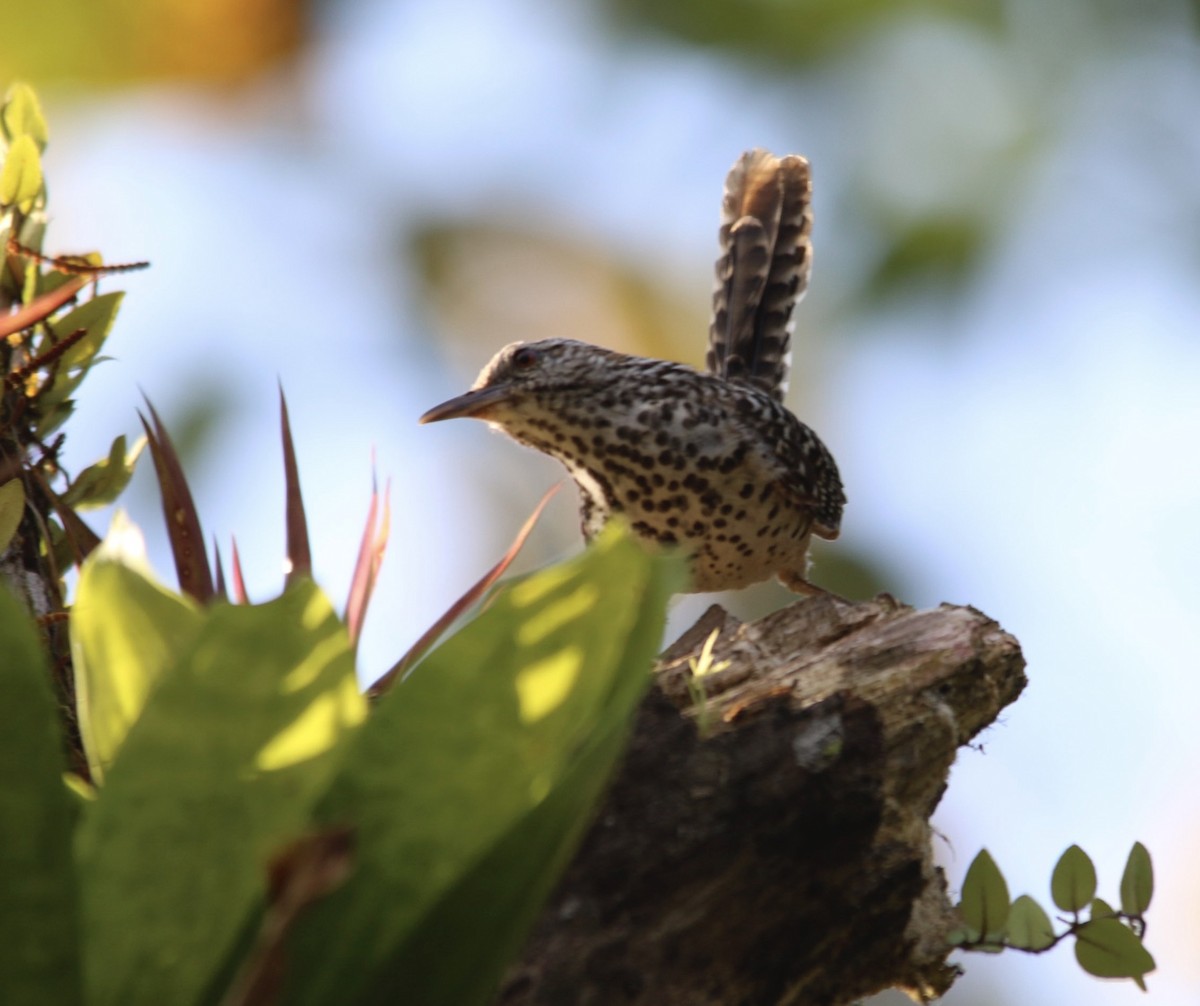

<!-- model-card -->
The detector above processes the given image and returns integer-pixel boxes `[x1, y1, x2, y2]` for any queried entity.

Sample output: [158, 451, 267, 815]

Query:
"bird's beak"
[419, 384, 514, 424]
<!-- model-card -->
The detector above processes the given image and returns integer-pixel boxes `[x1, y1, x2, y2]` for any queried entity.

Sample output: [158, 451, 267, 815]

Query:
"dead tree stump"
[498, 593, 1027, 1006]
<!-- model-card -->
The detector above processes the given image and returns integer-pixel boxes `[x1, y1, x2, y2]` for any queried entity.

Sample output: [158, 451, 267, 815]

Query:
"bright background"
[4, 0, 1199, 1002]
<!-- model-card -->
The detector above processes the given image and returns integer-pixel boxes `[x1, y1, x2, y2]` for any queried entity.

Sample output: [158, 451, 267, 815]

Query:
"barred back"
[706, 149, 813, 402]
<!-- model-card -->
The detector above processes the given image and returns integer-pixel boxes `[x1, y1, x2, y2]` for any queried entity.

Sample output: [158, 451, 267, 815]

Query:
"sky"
[28, 0, 1200, 1001]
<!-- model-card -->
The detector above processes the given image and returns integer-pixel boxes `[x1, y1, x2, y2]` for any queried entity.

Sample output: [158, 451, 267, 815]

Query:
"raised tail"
[706, 149, 813, 402]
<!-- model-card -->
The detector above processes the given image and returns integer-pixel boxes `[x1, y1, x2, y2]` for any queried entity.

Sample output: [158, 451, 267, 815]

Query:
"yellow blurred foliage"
[0, 0, 305, 87]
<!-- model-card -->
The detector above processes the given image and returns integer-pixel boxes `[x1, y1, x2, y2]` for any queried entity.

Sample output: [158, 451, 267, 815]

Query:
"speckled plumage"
[421, 150, 844, 593]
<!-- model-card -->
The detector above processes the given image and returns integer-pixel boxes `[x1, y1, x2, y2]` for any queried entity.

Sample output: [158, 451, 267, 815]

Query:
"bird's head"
[419, 338, 619, 426]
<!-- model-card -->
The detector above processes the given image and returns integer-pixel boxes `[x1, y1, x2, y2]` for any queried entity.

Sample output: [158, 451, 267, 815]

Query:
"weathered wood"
[498, 594, 1026, 1006]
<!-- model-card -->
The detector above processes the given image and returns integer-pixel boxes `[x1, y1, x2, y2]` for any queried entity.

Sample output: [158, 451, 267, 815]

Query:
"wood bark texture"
[497, 593, 1027, 1006]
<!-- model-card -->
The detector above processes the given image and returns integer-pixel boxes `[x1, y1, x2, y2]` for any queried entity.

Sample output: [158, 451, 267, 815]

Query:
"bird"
[419, 149, 845, 594]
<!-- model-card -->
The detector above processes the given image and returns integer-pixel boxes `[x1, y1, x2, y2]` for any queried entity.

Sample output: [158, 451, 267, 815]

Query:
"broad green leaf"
[959, 849, 1010, 941]
[1120, 841, 1153, 915]
[54, 291, 124, 372]
[1090, 896, 1116, 920]
[1051, 844, 1097, 913]
[0, 588, 82, 1005]
[0, 477, 25, 552]
[2, 83, 49, 150]
[1006, 895, 1055, 951]
[284, 523, 683, 1006]
[62, 435, 145, 511]
[77, 579, 365, 1006]
[36, 371, 87, 438]
[0, 134, 43, 212]
[1074, 918, 1155, 981]
[72, 517, 203, 783]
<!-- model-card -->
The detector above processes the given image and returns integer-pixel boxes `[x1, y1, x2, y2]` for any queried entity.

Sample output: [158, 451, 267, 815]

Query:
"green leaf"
[1120, 841, 1153, 915]
[0, 588, 83, 1005]
[1090, 896, 1116, 920]
[959, 849, 1010, 941]
[0, 134, 43, 212]
[2, 83, 49, 150]
[62, 435, 145, 511]
[76, 578, 366, 1006]
[284, 522, 684, 1006]
[35, 370, 87, 438]
[1051, 844, 1097, 913]
[0, 477, 25, 552]
[54, 291, 124, 372]
[1007, 894, 1055, 951]
[72, 516, 204, 783]
[1074, 918, 1155, 981]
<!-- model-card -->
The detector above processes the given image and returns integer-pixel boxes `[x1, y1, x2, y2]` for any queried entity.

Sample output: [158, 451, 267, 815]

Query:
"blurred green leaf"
[62, 436, 145, 511]
[0, 134, 43, 212]
[76, 577, 365, 1006]
[72, 519, 204, 783]
[1090, 896, 1116, 920]
[1074, 918, 1155, 982]
[2, 83, 49, 150]
[1051, 845, 1097, 914]
[285, 523, 684, 1006]
[609, 0, 1002, 64]
[55, 291, 124, 371]
[959, 849, 1009, 942]
[0, 478, 25, 552]
[868, 215, 986, 300]
[1120, 841, 1153, 916]
[1006, 894, 1055, 951]
[0, 588, 83, 1006]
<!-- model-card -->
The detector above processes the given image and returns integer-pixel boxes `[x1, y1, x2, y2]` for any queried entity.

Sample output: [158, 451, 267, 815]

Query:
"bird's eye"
[512, 346, 539, 370]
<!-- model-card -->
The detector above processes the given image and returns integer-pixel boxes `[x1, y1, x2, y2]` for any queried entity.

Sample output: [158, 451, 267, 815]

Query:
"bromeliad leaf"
[72, 514, 203, 783]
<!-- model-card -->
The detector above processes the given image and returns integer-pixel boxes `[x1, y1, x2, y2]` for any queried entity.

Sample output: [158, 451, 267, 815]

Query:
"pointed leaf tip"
[139, 400, 214, 603]
[1074, 918, 1155, 981]
[1120, 842, 1153, 916]
[1051, 845, 1097, 914]
[959, 849, 1010, 942]
[279, 388, 312, 585]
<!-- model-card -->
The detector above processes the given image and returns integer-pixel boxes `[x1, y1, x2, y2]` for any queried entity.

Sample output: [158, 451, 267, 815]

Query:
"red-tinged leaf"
[212, 535, 228, 601]
[344, 475, 391, 647]
[0, 274, 85, 340]
[50, 491, 101, 565]
[221, 827, 356, 1006]
[139, 399, 214, 603]
[367, 482, 561, 699]
[279, 387, 311, 585]
[230, 536, 248, 605]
